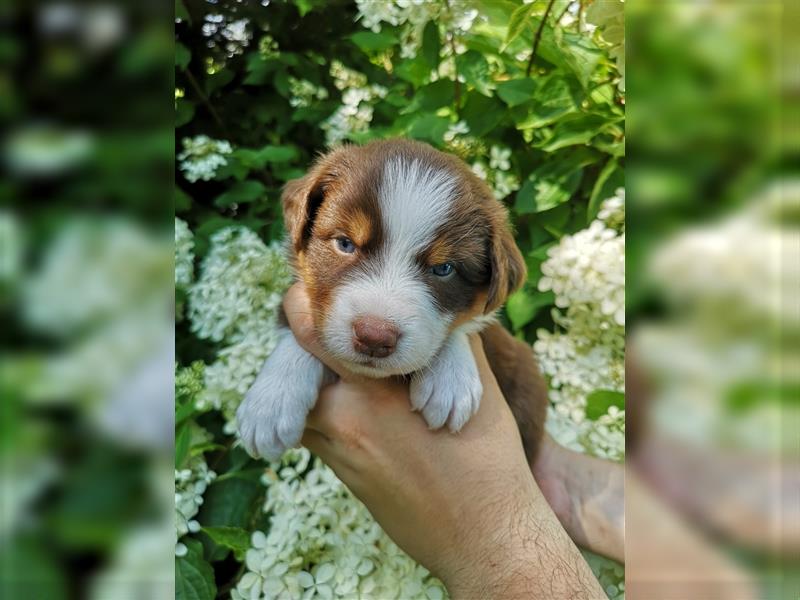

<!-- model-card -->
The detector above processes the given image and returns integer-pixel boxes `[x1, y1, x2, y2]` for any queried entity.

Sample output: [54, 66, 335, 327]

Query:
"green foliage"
[176, 539, 217, 600]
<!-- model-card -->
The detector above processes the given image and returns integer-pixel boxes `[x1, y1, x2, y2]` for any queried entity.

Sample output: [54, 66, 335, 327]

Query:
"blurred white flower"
[174, 217, 194, 288]
[443, 120, 469, 142]
[178, 135, 233, 183]
[489, 145, 511, 171]
[289, 78, 329, 108]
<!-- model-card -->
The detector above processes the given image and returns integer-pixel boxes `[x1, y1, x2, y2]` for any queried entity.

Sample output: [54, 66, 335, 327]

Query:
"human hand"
[283, 283, 604, 599]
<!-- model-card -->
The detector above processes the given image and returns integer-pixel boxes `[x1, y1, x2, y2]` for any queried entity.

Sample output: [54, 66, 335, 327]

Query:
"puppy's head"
[282, 139, 524, 377]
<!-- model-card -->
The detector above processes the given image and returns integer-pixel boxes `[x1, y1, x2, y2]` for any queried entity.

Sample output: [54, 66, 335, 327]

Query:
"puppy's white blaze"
[322, 157, 458, 376]
[379, 157, 456, 258]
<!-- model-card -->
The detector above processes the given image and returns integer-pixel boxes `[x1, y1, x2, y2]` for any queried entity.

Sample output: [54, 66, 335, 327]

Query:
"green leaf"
[175, 422, 191, 469]
[461, 93, 506, 136]
[516, 154, 588, 214]
[402, 79, 454, 114]
[406, 113, 451, 143]
[456, 50, 492, 96]
[294, 0, 314, 16]
[506, 289, 555, 331]
[175, 186, 191, 212]
[198, 477, 262, 529]
[205, 68, 234, 96]
[175, 0, 191, 23]
[585, 390, 625, 421]
[504, 3, 535, 48]
[350, 31, 398, 52]
[395, 55, 430, 86]
[175, 43, 190, 70]
[175, 99, 195, 127]
[496, 78, 537, 107]
[214, 180, 267, 208]
[588, 158, 622, 219]
[201, 526, 251, 560]
[421, 21, 441, 69]
[176, 539, 216, 600]
[536, 113, 612, 152]
[513, 75, 577, 129]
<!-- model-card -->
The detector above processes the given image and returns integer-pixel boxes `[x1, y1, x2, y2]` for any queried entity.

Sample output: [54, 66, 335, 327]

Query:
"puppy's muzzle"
[352, 316, 400, 358]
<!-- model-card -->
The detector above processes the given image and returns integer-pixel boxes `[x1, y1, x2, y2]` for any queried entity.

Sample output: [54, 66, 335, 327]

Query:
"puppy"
[237, 139, 547, 463]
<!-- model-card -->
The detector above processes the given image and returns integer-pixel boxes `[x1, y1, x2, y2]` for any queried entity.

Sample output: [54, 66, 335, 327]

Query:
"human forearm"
[444, 482, 607, 600]
[533, 433, 625, 563]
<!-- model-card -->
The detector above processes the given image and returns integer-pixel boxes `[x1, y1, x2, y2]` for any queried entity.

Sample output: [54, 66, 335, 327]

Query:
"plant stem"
[526, 0, 558, 77]
[184, 67, 229, 136]
[555, 1, 576, 26]
[443, 0, 461, 113]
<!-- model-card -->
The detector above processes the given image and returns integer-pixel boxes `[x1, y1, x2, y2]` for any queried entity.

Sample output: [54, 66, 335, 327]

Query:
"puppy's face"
[282, 139, 524, 377]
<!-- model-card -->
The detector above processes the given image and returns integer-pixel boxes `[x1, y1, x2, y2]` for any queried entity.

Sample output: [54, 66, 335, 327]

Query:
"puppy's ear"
[282, 172, 326, 252]
[485, 218, 526, 314]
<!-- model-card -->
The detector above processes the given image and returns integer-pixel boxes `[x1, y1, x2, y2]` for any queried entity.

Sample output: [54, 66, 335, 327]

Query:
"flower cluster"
[174, 217, 194, 288]
[178, 135, 233, 183]
[233, 449, 447, 600]
[471, 145, 520, 199]
[202, 14, 252, 57]
[355, 0, 479, 58]
[534, 192, 625, 460]
[188, 226, 292, 421]
[175, 456, 216, 557]
[289, 77, 330, 108]
[322, 62, 388, 146]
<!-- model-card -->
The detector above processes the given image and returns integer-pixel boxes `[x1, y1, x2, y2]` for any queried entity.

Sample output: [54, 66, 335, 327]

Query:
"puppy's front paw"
[236, 380, 314, 461]
[236, 336, 324, 461]
[410, 336, 482, 432]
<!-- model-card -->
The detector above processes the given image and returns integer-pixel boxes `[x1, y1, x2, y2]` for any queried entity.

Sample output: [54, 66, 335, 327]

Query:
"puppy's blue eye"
[335, 237, 356, 254]
[430, 262, 454, 277]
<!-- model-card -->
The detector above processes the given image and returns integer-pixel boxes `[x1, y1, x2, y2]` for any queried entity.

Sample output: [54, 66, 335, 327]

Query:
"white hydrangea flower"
[534, 191, 625, 460]
[355, 0, 479, 57]
[289, 77, 329, 108]
[443, 120, 469, 142]
[489, 145, 511, 171]
[174, 217, 194, 288]
[232, 449, 448, 600]
[492, 171, 520, 199]
[178, 135, 233, 183]
[188, 226, 291, 344]
[597, 188, 625, 231]
[471, 161, 488, 181]
[175, 456, 216, 556]
[322, 62, 387, 146]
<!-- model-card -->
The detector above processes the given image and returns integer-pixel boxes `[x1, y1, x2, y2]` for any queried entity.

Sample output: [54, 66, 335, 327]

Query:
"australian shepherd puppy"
[237, 139, 547, 462]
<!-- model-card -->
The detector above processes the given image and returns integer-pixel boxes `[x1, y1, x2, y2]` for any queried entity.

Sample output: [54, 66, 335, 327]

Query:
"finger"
[300, 428, 333, 456]
[282, 283, 363, 381]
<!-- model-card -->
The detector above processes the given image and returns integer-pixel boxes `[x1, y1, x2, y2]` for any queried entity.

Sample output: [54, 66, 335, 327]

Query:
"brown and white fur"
[237, 139, 547, 463]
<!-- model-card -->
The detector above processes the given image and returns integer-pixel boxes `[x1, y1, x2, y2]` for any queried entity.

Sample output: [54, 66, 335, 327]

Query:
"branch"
[184, 67, 229, 136]
[526, 0, 558, 77]
[443, 0, 461, 113]
[555, 1, 576, 26]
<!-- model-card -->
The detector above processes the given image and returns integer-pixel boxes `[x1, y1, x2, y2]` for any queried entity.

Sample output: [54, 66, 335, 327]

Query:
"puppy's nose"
[352, 316, 399, 358]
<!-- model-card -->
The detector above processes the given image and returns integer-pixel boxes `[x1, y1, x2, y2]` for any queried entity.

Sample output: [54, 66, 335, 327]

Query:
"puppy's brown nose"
[352, 316, 399, 358]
